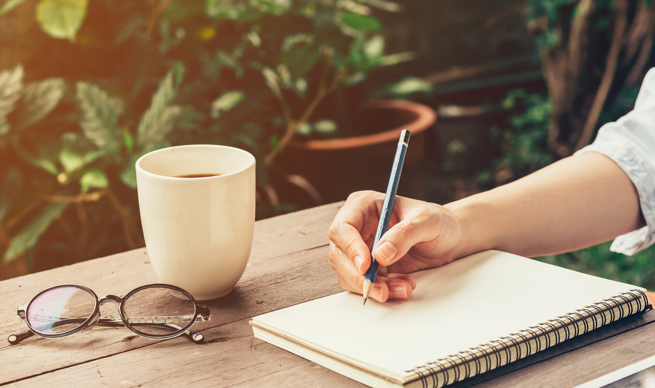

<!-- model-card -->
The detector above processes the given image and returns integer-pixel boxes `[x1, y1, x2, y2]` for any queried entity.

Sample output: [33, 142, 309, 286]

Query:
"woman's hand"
[328, 191, 464, 303]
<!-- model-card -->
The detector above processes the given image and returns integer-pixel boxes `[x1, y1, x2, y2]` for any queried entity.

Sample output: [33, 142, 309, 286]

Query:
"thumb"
[373, 216, 433, 266]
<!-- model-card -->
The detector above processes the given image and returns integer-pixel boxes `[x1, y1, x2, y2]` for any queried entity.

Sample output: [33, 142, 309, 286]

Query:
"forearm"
[445, 152, 645, 258]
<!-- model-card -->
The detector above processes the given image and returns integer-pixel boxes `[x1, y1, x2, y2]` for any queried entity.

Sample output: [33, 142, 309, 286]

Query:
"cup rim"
[135, 144, 256, 181]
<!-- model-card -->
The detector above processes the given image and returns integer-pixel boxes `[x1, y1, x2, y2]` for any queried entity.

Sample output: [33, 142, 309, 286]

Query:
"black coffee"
[175, 173, 222, 178]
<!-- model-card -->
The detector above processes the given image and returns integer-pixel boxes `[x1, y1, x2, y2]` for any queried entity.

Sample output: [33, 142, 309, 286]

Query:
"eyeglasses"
[8, 283, 210, 345]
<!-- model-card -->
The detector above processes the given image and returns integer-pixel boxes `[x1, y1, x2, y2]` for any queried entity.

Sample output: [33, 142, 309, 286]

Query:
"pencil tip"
[363, 298, 367, 306]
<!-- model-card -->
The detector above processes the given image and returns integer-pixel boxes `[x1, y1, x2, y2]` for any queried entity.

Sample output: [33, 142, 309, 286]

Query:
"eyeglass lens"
[122, 287, 196, 336]
[27, 286, 96, 335]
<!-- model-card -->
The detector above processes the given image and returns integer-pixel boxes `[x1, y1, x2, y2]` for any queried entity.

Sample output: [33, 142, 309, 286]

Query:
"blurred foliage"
[373, 76, 433, 99]
[525, 0, 654, 155]
[478, 89, 554, 185]
[474, 0, 655, 289]
[538, 241, 655, 290]
[0, 0, 411, 278]
[482, 87, 655, 289]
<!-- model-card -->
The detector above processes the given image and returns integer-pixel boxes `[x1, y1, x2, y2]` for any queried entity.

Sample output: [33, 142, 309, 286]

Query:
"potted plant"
[0, 0, 434, 277]
[276, 98, 436, 205]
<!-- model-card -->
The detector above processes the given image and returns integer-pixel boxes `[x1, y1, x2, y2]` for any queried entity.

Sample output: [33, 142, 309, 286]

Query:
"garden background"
[1, 0, 654, 290]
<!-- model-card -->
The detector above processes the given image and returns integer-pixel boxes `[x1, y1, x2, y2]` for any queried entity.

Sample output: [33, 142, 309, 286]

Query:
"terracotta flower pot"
[276, 100, 437, 205]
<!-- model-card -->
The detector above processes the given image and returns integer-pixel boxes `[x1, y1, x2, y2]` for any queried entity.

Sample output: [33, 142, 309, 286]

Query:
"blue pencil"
[362, 129, 411, 305]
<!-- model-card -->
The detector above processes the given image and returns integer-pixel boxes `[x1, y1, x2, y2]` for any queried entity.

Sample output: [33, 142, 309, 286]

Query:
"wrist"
[443, 194, 497, 259]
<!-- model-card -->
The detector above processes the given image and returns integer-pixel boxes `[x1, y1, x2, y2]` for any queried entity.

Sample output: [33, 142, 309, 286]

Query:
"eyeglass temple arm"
[8, 312, 210, 345]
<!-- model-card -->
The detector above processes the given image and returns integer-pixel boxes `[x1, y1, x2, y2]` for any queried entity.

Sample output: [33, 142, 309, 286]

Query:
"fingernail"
[376, 242, 397, 262]
[391, 285, 407, 299]
[371, 285, 383, 298]
[354, 255, 364, 272]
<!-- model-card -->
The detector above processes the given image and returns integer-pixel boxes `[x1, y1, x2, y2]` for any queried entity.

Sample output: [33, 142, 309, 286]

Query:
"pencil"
[362, 129, 411, 305]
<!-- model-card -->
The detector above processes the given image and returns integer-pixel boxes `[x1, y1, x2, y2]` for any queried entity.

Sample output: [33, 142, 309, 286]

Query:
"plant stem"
[264, 69, 337, 165]
[146, 0, 172, 35]
[4, 196, 46, 231]
[46, 189, 108, 204]
[75, 202, 88, 253]
[105, 189, 142, 250]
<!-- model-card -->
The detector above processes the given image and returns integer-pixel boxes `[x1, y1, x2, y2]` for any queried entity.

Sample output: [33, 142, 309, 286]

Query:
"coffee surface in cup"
[175, 173, 222, 178]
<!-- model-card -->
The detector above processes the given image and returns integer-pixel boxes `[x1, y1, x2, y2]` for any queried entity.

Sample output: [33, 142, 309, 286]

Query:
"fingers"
[328, 191, 383, 274]
[383, 273, 417, 290]
[373, 204, 439, 266]
[327, 191, 427, 303]
[338, 275, 389, 303]
[381, 276, 413, 300]
[331, 240, 415, 303]
[337, 275, 414, 303]
[329, 241, 362, 292]
[329, 222, 372, 274]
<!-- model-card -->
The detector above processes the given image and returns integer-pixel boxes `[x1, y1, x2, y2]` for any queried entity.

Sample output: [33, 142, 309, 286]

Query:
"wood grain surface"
[0, 202, 346, 386]
[2, 201, 655, 388]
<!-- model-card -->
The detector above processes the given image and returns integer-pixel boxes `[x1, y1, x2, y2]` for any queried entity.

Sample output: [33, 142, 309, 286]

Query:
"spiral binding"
[406, 289, 650, 388]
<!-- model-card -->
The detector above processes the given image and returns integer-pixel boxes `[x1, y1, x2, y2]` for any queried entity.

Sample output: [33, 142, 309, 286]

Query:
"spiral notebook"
[250, 250, 651, 388]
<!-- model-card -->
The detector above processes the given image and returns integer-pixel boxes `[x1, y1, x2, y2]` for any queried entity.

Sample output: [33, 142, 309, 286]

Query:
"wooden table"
[2, 202, 655, 387]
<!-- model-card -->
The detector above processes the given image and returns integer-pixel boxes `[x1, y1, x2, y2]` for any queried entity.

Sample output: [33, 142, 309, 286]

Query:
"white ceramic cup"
[136, 145, 256, 300]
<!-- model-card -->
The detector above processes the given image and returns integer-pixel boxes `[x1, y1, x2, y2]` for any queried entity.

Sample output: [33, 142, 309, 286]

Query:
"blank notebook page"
[252, 250, 639, 379]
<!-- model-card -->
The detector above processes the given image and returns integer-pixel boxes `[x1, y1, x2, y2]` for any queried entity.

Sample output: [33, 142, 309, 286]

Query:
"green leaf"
[136, 63, 185, 145]
[269, 135, 278, 149]
[281, 33, 315, 52]
[12, 140, 60, 175]
[79, 169, 108, 192]
[18, 78, 66, 128]
[16, 150, 58, 175]
[34, 159, 59, 175]
[206, 0, 247, 19]
[137, 105, 182, 146]
[59, 132, 116, 173]
[341, 12, 382, 32]
[4, 202, 68, 263]
[447, 139, 468, 155]
[0, 121, 9, 137]
[379, 51, 416, 66]
[344, 71, 366, 86]
[81, 147, 115, 165]
[313, 120, 337, 134]
[262, 67, 282, 99]
[122, 129, 133, 154]
[297, 122, 311, 135]
[338, 0, 371, 15]
[295, 78, 307, 94]
[0, 0, 27, 17]
[120, 164, 137, 189]
[255, 0, 292, 15]
[76, 82, 123, 149]
[283, 46, 321, 77]
[245, 31, 261, 47]
[386, 77, 432, 95]
[58, 148, 84, 173]
[0, 65, 23, 125]
[277, 64, 292, 88]
[363, 0, 401, 12]
[35, 0, 88, 41]
[120, 142, 168, 188]
[0, 167, 22, 223]
[364, 35, 384, 59]
[211, 91, 244, 118]
[217, 51, 240, 68]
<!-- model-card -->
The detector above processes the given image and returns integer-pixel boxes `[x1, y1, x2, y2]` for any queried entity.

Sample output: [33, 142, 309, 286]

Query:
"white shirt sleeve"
[575, 68, 655, 255]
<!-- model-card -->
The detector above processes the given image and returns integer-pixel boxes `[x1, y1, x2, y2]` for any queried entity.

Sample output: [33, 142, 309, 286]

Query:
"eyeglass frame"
[8, 283, 211, 345]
